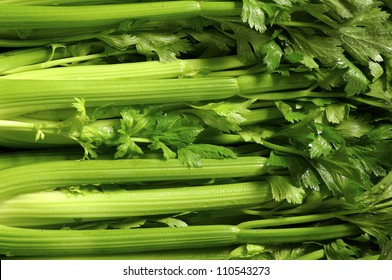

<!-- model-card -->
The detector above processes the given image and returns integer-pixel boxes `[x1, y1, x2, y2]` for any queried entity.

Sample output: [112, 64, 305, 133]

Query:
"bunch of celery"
[1, 0, 392, 260]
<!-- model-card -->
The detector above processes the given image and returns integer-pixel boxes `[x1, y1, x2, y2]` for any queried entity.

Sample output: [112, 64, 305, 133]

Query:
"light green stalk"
[1, 49, 135, 75]
[4, 246, 237, 260]
[1, 0, 126, 5]
[0, 73, 313, 118]
[0, 181, 273, 227]
[0, 1, 242, 29]
[0, 47, 60, 74]
[0, 156, 269, 201]
[1, 55, 252, 79]
[0, 223, 361, 257]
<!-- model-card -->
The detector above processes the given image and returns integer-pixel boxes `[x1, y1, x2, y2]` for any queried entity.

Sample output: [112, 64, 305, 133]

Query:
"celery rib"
[0, 223, 361, 257]
[0, 181, 273, 227]
[0, 157, 269, 201]
[0, 73, 313, 118]
[0, 224, 238, 257]
[1, 55, 251, 80]
[0, 1, 242, 29]
[0, 77, 238, 118]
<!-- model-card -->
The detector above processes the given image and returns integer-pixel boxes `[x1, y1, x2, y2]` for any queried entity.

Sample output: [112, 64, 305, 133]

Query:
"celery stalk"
[0, 2, 242, 29]
[0, 156, 269, 200]
[0, 223, 361, 257]
[0, 181, 273, 227]
[1, 55, 251, 79]
[0, 73, 313, 118]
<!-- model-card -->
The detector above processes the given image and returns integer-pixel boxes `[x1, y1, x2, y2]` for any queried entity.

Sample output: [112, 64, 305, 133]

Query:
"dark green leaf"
[324, 239, 360, 260]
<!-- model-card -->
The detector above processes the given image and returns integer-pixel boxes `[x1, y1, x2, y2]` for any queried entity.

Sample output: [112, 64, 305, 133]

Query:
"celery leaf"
[190, 99, 255, 132]
[178, 144, 237, 167]
[266, 176, 305, 204]
[261, 40, 283, 72]
[324, 239, 360, 260]
[275, 101, 305, 123]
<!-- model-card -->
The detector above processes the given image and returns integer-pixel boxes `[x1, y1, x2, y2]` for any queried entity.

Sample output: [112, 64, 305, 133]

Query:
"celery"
[0, 73, 313, 118]
[0, 156, 269, 201]
[0, 181, 273, 227]
[0, 223, 361, 257]
[1, 0, 391, 260]
[0, 149, 82, 170]
[1, 55, 252, 79]
[0, 1, 242, 29]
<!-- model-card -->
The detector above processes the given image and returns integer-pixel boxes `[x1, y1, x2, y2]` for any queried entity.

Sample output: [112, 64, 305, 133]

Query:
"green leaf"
[380, 240, 392, 260]
[287, 29, 345, 69]
[222, 22, 269, 61]
[366, 124, 392, 141]
[266, 176, 305, 204]
[357, 170, 392, 207]
[266, 151, 290, 168]
[154, 217, 188, 228]
[71, 98, 89, 123]
[302, 3, 339, 28]
[261, 40, 283, 72]
[313, 69, 345, 90]
[273, 109, 323, 146]
[272, 244, 318, 260]
[322, 0, 353, 19]
[188, 29, 236, 53]
[241, 0, 289, 32]
[275, 101, 305, 123]
[267, 152, 321, 190]
[272, 0, 293, 6]
[102, 31, 193, 62]
[324, 239, 360, 260]
[149, 112, 203, 148]
[335, 116, 373, 138]
[238, 127, 276, 145]
[67, 43, 91, 58]
[110, 217, 147, 229]
[308, 135, 333, 158]
[289, 157, 321, 191]
[311, 148, 365, 201]
[338, 6, 392, 65]
[345, 211, 392, 245]
[148, 141, 177, 160]
[369, 61, 384, 81]
[325, 103, 349, 124]
[96, 33, 136, 50]
[34, 123, 46, 141]
[114, 136, 143, 159]
[342, 62, 369, 95]
[242, 0, 268, 32]
[60, 185, 101, 197]
[190, 99, 255, 132]
[365, 78, 392, 103]
[314, 123, 345, 148]
[178, 144, 237, 167]
[229, 244, 272, 260]
[114, 107, 204, 159]
[347, 142, 392, 179]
